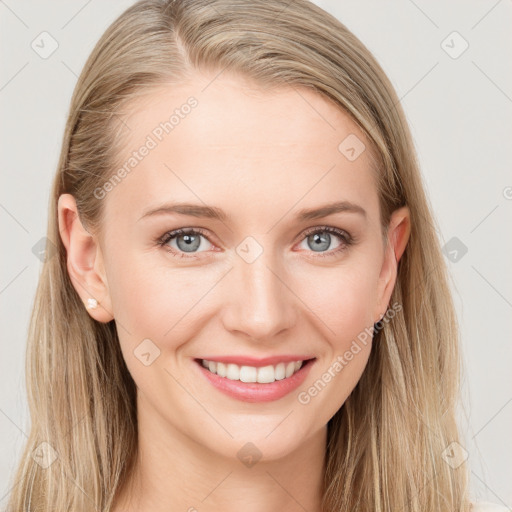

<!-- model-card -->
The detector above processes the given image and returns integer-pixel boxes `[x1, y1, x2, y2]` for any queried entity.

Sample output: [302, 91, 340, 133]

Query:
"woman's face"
[61, 70, 409, 462]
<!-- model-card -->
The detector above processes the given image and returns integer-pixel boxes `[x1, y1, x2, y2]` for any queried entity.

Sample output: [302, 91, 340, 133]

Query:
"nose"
[220, 243, 297, 342]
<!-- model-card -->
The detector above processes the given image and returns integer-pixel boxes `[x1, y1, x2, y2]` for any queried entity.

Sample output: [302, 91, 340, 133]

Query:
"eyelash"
[156, 226, 355, 260]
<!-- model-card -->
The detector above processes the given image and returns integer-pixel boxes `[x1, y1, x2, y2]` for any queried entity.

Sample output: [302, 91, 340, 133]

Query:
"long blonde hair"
[5, 0, 470, 510]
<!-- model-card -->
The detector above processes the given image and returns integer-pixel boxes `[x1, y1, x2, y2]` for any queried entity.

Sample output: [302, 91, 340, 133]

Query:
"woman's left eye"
[157, 226, 354, 259]
[297, 226, 354, 258]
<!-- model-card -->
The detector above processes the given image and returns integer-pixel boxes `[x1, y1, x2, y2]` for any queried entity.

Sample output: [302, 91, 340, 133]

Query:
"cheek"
[293, 265, 377, 424]
[106, 250, 223, 351]
[107, 260, 205, 391]
[295, 261, 380, 344]
[108, 261, 172, 333]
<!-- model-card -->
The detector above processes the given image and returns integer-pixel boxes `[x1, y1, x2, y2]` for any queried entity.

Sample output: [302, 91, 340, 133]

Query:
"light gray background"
[1, 0, 511, 507]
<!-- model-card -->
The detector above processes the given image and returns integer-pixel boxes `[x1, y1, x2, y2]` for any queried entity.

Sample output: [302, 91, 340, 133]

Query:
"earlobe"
[57, 193, 114, 323]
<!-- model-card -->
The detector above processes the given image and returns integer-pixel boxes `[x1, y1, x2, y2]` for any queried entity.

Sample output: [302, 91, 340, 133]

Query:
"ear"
[374, 205, 411, 323]
[57, 193, 114, 323]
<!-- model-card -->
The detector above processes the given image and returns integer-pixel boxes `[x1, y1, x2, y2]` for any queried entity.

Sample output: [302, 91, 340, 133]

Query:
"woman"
[5, 0, 507, 510]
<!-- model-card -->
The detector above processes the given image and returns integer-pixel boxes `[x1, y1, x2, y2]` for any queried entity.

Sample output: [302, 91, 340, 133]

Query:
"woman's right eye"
[157, 228, 215, 259]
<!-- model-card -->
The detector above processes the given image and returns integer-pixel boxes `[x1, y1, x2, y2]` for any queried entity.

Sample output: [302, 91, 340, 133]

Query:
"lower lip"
[194, 358, 315, 403]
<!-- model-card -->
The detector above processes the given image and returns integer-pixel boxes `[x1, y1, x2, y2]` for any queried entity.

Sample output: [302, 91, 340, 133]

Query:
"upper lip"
[196, 355, 316, 367]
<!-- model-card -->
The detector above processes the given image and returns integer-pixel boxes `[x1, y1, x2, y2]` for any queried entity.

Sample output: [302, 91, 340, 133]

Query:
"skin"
[58, 70, 410, 512]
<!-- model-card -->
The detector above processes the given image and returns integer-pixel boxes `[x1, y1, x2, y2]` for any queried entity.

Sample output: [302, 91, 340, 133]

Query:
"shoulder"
[471, 501, 510, 512]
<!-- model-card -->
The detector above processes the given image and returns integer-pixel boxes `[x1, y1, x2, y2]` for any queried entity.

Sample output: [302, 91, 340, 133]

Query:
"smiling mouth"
[194, 358, 316, 384]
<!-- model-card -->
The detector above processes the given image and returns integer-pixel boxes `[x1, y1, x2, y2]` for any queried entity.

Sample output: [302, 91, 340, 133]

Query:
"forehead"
[102, 71, 379, 228]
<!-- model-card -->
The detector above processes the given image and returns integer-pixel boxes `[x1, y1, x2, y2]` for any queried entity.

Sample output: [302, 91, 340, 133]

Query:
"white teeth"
[239, 365, 257, 383]
[226, 363, 239, 380]
[257, 365, 275, 384]
[200, 359, 305, 383]
[274, 362, 286, 380]
[216, 362, 227, 378]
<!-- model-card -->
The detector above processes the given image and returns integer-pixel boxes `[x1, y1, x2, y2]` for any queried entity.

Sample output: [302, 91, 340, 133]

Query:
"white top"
[471, 501, 510, 512]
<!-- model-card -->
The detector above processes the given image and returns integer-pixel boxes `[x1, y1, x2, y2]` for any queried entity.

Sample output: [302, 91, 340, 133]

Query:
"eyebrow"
[138, 200, 367, 222]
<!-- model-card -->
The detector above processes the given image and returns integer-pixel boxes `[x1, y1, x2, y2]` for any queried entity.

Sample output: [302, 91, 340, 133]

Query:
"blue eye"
[158, 228, 213, 258]
[298, 226, 353, 258]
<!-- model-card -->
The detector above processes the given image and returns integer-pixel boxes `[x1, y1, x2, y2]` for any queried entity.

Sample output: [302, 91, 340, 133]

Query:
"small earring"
[86, 298, 98, 309]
